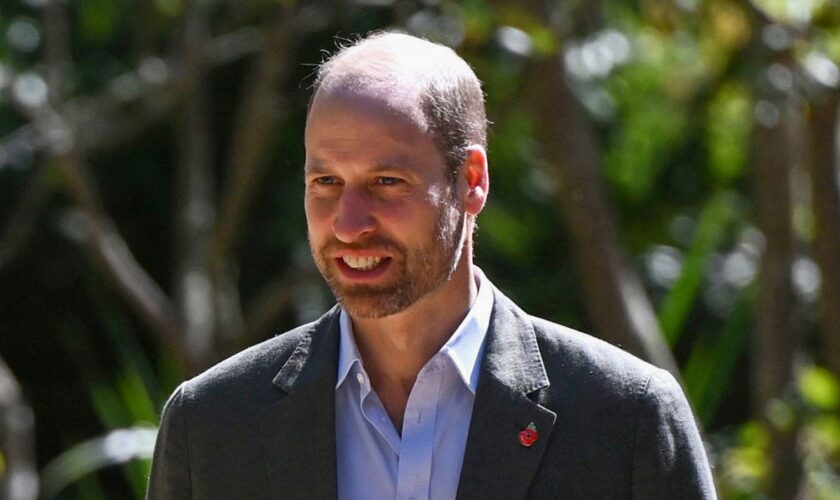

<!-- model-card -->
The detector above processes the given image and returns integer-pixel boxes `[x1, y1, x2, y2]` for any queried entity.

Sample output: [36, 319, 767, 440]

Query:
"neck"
[349, 259, 477, 428]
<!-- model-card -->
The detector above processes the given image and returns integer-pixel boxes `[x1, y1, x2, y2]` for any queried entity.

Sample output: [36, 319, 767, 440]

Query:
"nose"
[332, 187, 376, 243]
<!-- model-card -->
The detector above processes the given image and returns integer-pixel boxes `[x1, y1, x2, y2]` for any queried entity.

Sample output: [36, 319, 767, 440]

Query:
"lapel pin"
[518, 422, 538, 447]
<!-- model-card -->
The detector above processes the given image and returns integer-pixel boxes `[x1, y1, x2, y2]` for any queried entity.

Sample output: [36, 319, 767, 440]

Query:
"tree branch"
[241, 269, 321, 349]
[172, 2, 223, 372]
[6, 0, 186, 356]
[0, 27, 262, 171]
[215, 8, 297, 265]
[42, 0, 71, 104]
[83, 209, 187, 348]
[0, 357, 38, 500]
[11, 97, 186, 362]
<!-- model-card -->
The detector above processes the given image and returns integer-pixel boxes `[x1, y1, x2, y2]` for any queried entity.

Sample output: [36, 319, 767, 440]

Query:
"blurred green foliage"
[718, 366, 840, 498]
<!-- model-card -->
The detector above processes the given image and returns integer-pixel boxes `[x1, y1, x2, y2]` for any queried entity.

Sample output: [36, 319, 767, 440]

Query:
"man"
[148, 32, 716, 499]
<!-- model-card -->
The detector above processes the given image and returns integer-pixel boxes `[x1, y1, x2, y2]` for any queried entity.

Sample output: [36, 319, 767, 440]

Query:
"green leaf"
[79, 0, 119, 42]
[116, 366, 159, 424]
[154, 0, 183, 18]
[40, 427, 157, 499]
[751, 0, 827, 24]
[659, 191, 739, 345]
[603, 100, 687, 202]
[89, 381, 130, 429]
[683, 285, 753, 424]
[766, 398, 796, 431]
[799, 365, 840, 411]
[706, 83, 751, 185]
[479, 204, 536, 260]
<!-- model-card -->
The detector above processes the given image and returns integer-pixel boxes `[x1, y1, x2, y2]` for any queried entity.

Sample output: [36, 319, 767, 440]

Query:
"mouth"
[334, 255, 393, 280]
[341, 255, 385, 271]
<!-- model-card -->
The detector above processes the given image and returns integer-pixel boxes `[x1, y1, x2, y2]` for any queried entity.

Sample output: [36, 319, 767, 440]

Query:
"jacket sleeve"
[147, 384, 192, 500]
[631, 369, 717, 499]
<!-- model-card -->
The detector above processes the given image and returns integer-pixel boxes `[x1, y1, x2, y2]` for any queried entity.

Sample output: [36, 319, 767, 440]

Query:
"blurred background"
[1, 0, 839, 498]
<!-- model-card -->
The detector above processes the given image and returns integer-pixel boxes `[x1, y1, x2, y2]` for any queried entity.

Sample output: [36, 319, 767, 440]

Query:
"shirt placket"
[357, 367, 401, 454]
[395, 362, 443, 500]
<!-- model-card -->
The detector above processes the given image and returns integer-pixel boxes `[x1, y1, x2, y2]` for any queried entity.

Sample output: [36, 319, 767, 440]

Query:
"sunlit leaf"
[116, 366, 158, 424]
[804, 415, 840, 456]
[752, 0, 827, 25]
[40, 427, 157, 499]
[739, 421, 770, 448]
[799, 365, 840, 411]
[460, 0, 495, 44]
[706, 83, 751, 185]
[709, 1, 751, 49]
[766, 398, 796, 431]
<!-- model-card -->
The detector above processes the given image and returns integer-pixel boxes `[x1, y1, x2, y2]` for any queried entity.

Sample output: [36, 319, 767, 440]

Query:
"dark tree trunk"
[527, 55, 681, 379]
[751, 83, 802, 499]
[808, 92, 840, 378]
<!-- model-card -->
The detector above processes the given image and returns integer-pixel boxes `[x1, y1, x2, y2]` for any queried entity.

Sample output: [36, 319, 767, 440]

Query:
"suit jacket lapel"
[457, 288, 557, 500]
[259, 308, 340, 500]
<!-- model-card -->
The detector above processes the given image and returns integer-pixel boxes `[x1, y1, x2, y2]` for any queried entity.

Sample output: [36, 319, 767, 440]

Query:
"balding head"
[311, 32, 487, 182]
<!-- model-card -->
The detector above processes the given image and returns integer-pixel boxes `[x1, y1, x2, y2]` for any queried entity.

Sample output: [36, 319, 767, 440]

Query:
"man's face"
[304, 88, 467, 319]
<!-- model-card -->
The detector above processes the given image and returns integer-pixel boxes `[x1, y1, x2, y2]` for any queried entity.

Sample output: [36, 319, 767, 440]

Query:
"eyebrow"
[305, 158, 420, 174]
[304, 161, 325, 173]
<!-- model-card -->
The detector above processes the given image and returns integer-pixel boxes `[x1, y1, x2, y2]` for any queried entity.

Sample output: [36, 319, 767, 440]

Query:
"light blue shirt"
[335, 269, 494, 500]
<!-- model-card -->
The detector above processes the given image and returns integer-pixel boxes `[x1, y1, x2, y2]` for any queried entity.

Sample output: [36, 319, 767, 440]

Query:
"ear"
[463, 145, 489, 216]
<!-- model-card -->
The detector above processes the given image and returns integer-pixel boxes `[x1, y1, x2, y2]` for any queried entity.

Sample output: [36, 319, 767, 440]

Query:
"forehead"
[310, 69, 427, 122]
[306, 86, 424, 145]
[304, 87, 443, 170]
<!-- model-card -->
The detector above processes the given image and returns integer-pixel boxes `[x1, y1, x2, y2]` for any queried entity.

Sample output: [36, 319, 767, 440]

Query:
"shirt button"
[356, 373, 365, 385]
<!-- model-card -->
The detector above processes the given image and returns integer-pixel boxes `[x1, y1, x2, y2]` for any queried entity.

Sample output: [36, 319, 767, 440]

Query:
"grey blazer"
[147, 285, 716, 499]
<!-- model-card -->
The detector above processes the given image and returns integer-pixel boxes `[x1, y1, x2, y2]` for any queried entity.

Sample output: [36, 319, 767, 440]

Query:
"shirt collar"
[336, 309, 363, 390]
[335, 266, 494, 395]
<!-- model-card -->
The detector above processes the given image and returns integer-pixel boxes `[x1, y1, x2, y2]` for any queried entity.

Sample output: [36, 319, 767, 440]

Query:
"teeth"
[342, 256, 383, 271]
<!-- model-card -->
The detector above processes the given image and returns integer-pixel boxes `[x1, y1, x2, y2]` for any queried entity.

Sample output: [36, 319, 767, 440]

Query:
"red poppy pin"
[518, 422, 538, 447]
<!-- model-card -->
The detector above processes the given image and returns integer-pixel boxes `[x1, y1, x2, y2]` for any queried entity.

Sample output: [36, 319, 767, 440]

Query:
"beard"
[310, 201, 467, 319]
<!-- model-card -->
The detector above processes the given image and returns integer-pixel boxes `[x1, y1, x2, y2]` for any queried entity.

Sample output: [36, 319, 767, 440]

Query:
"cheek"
[304, 202, 331, 242]
[305, 197, 333, 224]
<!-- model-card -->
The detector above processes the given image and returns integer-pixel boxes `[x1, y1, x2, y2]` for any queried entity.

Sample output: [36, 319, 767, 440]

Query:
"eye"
[313, 176, 339, 186]
[376, 176, 402, 186]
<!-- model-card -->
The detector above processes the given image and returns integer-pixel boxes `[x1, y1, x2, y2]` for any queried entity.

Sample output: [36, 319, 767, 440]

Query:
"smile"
[341, 256, 384, 271]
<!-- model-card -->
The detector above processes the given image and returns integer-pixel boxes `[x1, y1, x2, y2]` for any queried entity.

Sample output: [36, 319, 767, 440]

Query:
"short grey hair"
[311, 32, 487, 183]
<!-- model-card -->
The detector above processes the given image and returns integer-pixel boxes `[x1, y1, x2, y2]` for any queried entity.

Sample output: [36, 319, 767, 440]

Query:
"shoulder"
[176, 308, 338, 408]
[530, 315, 662, 392]
[492, 291, 714, 495]
[525, 311, 686, 420]
[488, 284, 668, 403]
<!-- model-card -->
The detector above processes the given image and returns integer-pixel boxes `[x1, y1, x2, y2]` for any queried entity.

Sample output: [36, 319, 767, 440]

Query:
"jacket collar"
[259, 306, 341, 500]
[456, 286, 556, 500]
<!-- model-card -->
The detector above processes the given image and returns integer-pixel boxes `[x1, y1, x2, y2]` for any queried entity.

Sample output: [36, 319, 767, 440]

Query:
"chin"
[338, 295, 409, 319]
